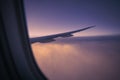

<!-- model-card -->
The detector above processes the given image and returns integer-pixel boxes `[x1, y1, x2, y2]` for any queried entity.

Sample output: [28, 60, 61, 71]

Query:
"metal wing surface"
[30, 25, 95, 43]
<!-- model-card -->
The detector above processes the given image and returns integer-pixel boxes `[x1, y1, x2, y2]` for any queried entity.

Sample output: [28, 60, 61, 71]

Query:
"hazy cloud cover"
[31, 37, 120, 80]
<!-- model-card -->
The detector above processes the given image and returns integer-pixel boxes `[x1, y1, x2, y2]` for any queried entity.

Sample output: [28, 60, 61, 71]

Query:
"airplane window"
[24, 0, 120, 80]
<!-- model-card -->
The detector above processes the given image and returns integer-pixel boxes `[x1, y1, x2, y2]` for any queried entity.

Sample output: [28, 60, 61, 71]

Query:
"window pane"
[24, 0, 120, 80]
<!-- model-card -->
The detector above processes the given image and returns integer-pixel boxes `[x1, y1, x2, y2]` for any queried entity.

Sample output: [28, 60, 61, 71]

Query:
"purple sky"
[24, 0, 120, 37]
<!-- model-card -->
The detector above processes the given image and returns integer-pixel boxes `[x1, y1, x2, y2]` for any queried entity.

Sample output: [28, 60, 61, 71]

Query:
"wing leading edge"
[30, 25, 95, 43]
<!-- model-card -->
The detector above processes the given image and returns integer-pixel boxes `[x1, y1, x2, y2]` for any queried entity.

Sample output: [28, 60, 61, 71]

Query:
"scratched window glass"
[24, 0, 120, 80]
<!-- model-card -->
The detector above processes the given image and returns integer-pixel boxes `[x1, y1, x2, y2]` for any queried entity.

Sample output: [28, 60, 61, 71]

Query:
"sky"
[23, 1, 120, 79]
[24, 0, 120, 38]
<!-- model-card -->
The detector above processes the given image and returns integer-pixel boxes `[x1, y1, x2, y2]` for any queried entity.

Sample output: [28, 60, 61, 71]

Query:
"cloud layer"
[31, 39, 120, 80]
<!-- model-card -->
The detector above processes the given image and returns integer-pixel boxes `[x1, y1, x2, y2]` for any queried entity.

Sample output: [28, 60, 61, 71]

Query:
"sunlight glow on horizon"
[28, 26, 118, 38]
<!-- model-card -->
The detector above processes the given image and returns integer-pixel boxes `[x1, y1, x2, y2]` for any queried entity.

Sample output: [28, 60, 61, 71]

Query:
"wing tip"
[89, 25, 96, 28]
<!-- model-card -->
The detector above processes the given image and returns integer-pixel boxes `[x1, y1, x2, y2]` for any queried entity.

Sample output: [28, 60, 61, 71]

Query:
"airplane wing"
[30, 25, 95, 43]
